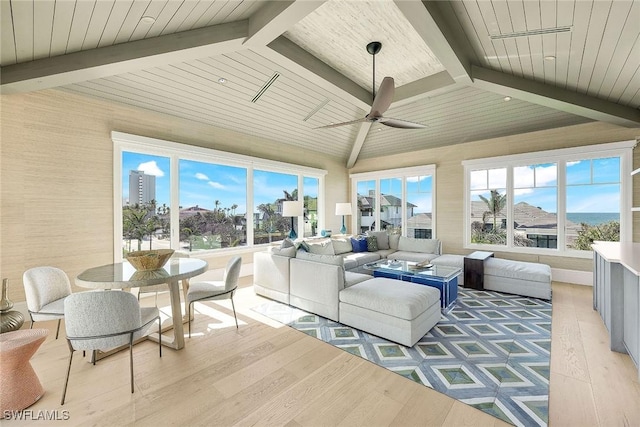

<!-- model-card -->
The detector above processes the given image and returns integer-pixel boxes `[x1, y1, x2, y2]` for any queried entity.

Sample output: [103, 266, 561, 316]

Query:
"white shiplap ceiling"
[2, 0, 639, 167]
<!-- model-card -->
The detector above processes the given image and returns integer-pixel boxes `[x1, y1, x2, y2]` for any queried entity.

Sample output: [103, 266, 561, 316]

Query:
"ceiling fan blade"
[315, 117, 368, 129]
[379, 117, 427, 129]
[369, 76, 394, 117]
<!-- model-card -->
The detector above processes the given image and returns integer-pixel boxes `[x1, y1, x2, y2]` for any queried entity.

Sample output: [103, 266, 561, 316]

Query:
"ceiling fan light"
[218, 77, 227, 84]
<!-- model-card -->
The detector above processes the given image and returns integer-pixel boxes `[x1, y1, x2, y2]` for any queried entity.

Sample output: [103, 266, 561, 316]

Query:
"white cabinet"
[592, 242, 640, 380]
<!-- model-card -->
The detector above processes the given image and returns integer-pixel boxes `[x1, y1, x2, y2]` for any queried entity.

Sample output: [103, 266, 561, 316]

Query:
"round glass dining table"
[76, 258, 208, 351]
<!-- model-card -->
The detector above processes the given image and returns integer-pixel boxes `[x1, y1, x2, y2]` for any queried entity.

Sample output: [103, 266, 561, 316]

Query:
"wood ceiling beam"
[346, 122, 373, 169]
[393, 71, 458, 108]
[244, 0, 326, 48]
[394, 0, 473, 85]
[263, 36, 371, 110]
[0, 20, 249, 94]
[472, 66, 640, 127]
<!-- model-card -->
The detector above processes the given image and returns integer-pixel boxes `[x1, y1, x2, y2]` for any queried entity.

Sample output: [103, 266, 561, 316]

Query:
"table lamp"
[335, 202, 352, 235]
[282, 201, 303, 239]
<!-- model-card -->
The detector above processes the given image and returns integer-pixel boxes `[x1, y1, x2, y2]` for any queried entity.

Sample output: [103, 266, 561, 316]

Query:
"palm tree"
[479, 189, 506, 231]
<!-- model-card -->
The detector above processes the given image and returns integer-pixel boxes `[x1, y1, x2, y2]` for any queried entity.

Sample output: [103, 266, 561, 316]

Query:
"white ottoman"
[484, 258, 552, 300]
[338, 278, 441, 347]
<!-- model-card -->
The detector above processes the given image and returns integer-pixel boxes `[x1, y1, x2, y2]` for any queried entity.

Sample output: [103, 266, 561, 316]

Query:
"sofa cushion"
[350, 236, 368, 253]
[376, 248, 397, 258]
[367, 235, 378, 251]
[344, 271, 373, 288]
[339, 278, 440, 320]
[332, 237, 353, 255]
[389, 234, 400, 250]
[367, 231, 389, 250]
[392, 251, 440, 263]
[430, 254, 464, 268]
[307, 240, 335, 255]
[343, 252, 381, 267]
[485, 258, 551, 283]
[268, 246, 297, 257]
[398, 236, 439, 254]
[296, 251, 345, 284]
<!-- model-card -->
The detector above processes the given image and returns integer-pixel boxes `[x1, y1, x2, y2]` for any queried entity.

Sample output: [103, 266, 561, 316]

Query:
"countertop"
[592, 241, 640, 276]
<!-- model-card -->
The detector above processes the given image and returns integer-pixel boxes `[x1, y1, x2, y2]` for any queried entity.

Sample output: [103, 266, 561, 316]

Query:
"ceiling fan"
[317, 41, 426, 130]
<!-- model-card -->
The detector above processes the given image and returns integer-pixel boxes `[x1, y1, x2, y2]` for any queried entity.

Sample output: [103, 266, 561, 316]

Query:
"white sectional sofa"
[253, 233, 552, 346]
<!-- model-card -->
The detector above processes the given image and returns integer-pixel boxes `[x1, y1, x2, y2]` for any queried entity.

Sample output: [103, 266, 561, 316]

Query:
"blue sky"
[123, 152, 312, 213]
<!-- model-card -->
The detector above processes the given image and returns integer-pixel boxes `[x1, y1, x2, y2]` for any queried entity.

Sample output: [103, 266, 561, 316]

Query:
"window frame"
[113, 131, 326, 262]
[350, 165, 436, 238]
[462, 140, 635, 258]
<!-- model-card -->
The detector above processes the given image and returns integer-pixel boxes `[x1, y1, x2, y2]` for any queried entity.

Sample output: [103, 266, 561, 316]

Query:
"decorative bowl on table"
[125, 249, 174, 271]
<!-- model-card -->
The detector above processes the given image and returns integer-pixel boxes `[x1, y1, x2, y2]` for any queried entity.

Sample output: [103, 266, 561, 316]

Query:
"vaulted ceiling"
[2, 0, 639, 167]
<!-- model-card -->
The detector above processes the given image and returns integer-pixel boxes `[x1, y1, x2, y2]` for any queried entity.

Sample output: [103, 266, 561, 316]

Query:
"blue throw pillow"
[350, 237, 368, 253]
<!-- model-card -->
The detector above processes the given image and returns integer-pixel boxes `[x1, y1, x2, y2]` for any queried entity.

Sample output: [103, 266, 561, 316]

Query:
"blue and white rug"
[253, 288, 551, 427]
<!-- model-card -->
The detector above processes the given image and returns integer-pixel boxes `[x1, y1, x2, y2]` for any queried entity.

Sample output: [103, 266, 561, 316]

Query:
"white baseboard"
[552, 268, 592, 286]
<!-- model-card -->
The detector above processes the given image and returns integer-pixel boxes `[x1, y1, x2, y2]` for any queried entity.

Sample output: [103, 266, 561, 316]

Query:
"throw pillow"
[331, 237, 353, 255]
[389, 233, 401, 250]
[308, 240, 335, 255]
[350, 236, 368, 253]
[280, 237, 295, 249]
[298, 241, 311, 252]
[268, 246, 297, 257]
[366, 231, 389, 250]
[366, 235, 378, 252]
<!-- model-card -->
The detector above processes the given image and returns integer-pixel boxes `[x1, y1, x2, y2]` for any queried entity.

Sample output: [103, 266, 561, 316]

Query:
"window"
[463, 141, 634, 257]
[179, 160, 247, 252]
[113, 132, 326, 260]
[253, 170, 297, 244]
[303, 177, 319, 237]
[351, 165, 436, 238]
[406, 175, 433, 239]
[121, 152, 170, 254]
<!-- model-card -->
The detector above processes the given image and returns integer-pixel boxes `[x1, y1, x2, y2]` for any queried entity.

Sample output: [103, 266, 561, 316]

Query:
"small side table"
[464, 251, 494, 290]
[0, 329, 48, 415]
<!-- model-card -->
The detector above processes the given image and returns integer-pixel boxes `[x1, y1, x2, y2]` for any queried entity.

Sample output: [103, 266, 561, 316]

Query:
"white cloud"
[195, 173, 209, 180]
[208, 181, 225, 189]
[137, 161, 164, 177]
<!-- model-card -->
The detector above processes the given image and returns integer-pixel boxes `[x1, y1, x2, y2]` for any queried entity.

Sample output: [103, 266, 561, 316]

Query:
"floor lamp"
[282, 201, 303, 239]
[335, 202, 352, 235]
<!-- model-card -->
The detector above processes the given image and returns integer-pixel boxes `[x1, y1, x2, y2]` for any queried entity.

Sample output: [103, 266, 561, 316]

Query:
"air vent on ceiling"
[251, 72, 280, 103]
[489, 26, 572, 40]
[303, 99, 329, 122]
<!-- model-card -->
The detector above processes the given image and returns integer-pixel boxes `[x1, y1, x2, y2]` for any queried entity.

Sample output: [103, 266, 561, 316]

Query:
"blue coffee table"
[365, 260, 461, 312]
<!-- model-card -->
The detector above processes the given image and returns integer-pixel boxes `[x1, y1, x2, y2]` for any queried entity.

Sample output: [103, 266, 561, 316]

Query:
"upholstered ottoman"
[338, 278, 441, 347]
[484, 258, 552, 300]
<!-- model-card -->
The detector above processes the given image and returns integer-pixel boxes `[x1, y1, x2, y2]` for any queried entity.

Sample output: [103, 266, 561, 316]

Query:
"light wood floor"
[5, 280, 639, 426]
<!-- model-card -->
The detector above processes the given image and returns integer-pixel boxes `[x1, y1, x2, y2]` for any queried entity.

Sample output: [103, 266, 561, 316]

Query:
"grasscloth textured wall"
[351, 122, 640, 272]
[0, 89, 348, 303]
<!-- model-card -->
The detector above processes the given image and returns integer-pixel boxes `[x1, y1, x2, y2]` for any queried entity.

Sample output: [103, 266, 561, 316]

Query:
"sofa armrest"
[290, 258, 344, 321]
[253, 251, 291, 303]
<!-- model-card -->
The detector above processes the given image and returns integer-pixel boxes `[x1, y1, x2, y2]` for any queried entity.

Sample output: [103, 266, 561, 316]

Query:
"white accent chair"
[23, 266, 72, 339]
[187, 257, 242, 337]
[61, 290, 161, 405]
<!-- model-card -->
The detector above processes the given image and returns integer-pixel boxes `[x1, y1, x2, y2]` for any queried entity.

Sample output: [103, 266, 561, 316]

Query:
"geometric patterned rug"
[253, 288, 552, 427]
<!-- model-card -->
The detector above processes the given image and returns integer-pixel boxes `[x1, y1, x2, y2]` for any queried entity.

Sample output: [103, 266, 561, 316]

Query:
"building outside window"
[351, 165, 436, 238]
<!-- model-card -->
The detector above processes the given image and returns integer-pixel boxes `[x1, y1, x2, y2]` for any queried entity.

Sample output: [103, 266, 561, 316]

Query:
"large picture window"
[114, 132, 326, 260]
[463, 141, 634, 257]
[351, 165, 436, 238]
